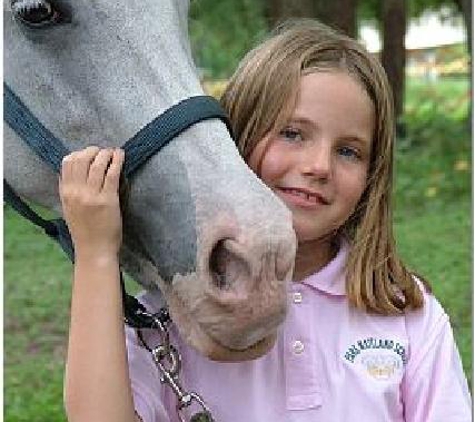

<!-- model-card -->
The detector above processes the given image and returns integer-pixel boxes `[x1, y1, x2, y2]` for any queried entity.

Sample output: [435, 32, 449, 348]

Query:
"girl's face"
[248, 70, 374, 245]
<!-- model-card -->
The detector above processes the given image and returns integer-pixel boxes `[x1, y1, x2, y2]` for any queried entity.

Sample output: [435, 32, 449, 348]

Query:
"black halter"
[4, 82, 233, 328]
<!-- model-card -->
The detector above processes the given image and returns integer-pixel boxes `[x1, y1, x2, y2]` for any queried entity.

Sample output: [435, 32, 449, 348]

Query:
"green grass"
[393, 76, 472, 385]
[4, 76, 472, 420]
[4, 207, 140, 422]
[394, 199, 472, 383]
[4, 208, 71, 422]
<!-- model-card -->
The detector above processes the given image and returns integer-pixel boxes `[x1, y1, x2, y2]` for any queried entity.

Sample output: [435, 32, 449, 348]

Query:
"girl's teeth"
[287, 189, 318, 203]
[307, 193, 318, 203]
[290, 189, 303, 198]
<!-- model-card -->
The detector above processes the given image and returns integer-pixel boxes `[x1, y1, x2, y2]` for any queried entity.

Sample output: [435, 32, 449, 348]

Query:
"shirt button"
[293, 292, 303, 304]
[293, 340, 305, 354]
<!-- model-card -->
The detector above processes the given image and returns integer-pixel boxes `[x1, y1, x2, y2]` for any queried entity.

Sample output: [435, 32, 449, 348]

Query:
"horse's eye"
[12, 0, 64, 28]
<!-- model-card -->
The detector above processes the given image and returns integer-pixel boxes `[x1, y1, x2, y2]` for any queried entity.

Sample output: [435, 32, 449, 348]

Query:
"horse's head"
[4, 0, 296, 361]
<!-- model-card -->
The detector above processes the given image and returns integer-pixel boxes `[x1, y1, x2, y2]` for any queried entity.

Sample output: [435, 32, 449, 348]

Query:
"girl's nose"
[301, 142, 332, 182]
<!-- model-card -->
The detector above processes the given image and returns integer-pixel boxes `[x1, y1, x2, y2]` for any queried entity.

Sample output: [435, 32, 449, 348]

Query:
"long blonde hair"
[220, 19, 424, 314]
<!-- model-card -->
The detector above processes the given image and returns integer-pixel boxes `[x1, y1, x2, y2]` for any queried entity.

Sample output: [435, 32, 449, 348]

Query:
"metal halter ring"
[135, 314, 214, 421]
[177, 392, 213, 422]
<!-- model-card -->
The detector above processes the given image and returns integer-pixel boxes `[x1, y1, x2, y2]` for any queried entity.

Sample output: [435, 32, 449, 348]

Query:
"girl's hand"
[59, 146, 125, 259]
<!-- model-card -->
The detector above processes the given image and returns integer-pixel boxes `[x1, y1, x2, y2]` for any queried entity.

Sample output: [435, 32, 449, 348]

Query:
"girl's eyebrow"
[340, 135, 371, 147]
[287, 116, 315, 127]
[284, 116, 318, 132]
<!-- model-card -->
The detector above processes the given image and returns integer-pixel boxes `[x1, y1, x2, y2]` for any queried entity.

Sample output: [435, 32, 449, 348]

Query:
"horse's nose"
[203, 228, 295, 351]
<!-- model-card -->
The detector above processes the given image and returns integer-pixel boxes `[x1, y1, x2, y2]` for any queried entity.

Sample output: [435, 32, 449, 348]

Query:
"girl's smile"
[276, 186, 330, 208]
[249, 70, 375, 276]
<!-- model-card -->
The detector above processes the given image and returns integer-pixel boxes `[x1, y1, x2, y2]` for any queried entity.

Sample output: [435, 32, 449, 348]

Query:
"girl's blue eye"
[338, 146, 360, 160]
[279, 127, 303, 142]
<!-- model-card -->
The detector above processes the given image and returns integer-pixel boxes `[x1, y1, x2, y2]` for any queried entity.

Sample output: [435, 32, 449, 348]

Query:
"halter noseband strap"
[121, 94, 233, 178]
[4, 83, 233, 176]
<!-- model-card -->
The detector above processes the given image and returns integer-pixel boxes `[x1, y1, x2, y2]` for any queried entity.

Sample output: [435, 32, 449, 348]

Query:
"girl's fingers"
[87, 148, 115, 191]
[70, 146, 101, 183]
[60, 146, 124, 194]
[103, 149, 125, 193]
[60, 151, 76, 182]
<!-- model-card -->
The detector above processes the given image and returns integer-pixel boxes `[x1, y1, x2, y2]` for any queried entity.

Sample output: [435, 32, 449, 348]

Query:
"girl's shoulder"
[404, 275, 448, 330]
[403, 276, 453, 368]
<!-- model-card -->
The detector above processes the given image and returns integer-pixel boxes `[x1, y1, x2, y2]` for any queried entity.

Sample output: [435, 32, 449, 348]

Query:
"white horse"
[4, 0, 296, 361]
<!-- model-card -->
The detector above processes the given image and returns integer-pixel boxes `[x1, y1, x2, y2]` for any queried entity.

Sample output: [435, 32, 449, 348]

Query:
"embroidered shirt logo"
[360, 354, 401, 380]
[344, 337, 407, 381]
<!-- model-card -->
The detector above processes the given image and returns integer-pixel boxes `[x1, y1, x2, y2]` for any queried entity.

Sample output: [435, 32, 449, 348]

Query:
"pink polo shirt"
[126, 243, 471, 422]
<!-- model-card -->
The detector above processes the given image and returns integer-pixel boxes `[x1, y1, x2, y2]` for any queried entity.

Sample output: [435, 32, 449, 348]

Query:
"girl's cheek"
[247, 145, 264, 175]
[247, 154, 261, 176]
[248, 137, 289, 183]
[247, 134, 277, 174]
[259, 153, 284, 182]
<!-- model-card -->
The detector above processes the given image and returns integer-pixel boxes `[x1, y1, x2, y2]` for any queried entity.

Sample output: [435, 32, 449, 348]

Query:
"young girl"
[60, 19, 471, 422]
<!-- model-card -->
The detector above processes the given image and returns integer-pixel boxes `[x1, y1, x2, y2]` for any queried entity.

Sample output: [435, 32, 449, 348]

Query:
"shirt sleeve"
[125, 325, 171, 422]
[401, 293, 471, 422]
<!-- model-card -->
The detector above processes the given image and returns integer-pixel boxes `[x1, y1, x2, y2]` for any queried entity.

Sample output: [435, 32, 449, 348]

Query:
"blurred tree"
[189, 0, 267, 78]
[359, 0, 470, 125]
[452, 0, 472, 124]
[264, 0, 358, 37]
[264, 0, 315, 27]
[448, 0, 471, 53]
[358, 0, 407, 124]
[313, 0, 358, 37]
[381, 0, 407, 123]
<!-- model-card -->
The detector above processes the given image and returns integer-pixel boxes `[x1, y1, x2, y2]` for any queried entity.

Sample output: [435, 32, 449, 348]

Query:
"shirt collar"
[297, 240, 348, 296]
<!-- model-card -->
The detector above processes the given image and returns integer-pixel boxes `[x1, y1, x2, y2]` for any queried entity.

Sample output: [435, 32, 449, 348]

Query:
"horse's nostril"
[209, 239, 250, 292]
[209, 240, 232, 290]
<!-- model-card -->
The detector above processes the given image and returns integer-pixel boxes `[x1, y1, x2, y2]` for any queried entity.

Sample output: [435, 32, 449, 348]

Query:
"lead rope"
[119, 273, 215, 421]
[135, 311, 214, 422]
